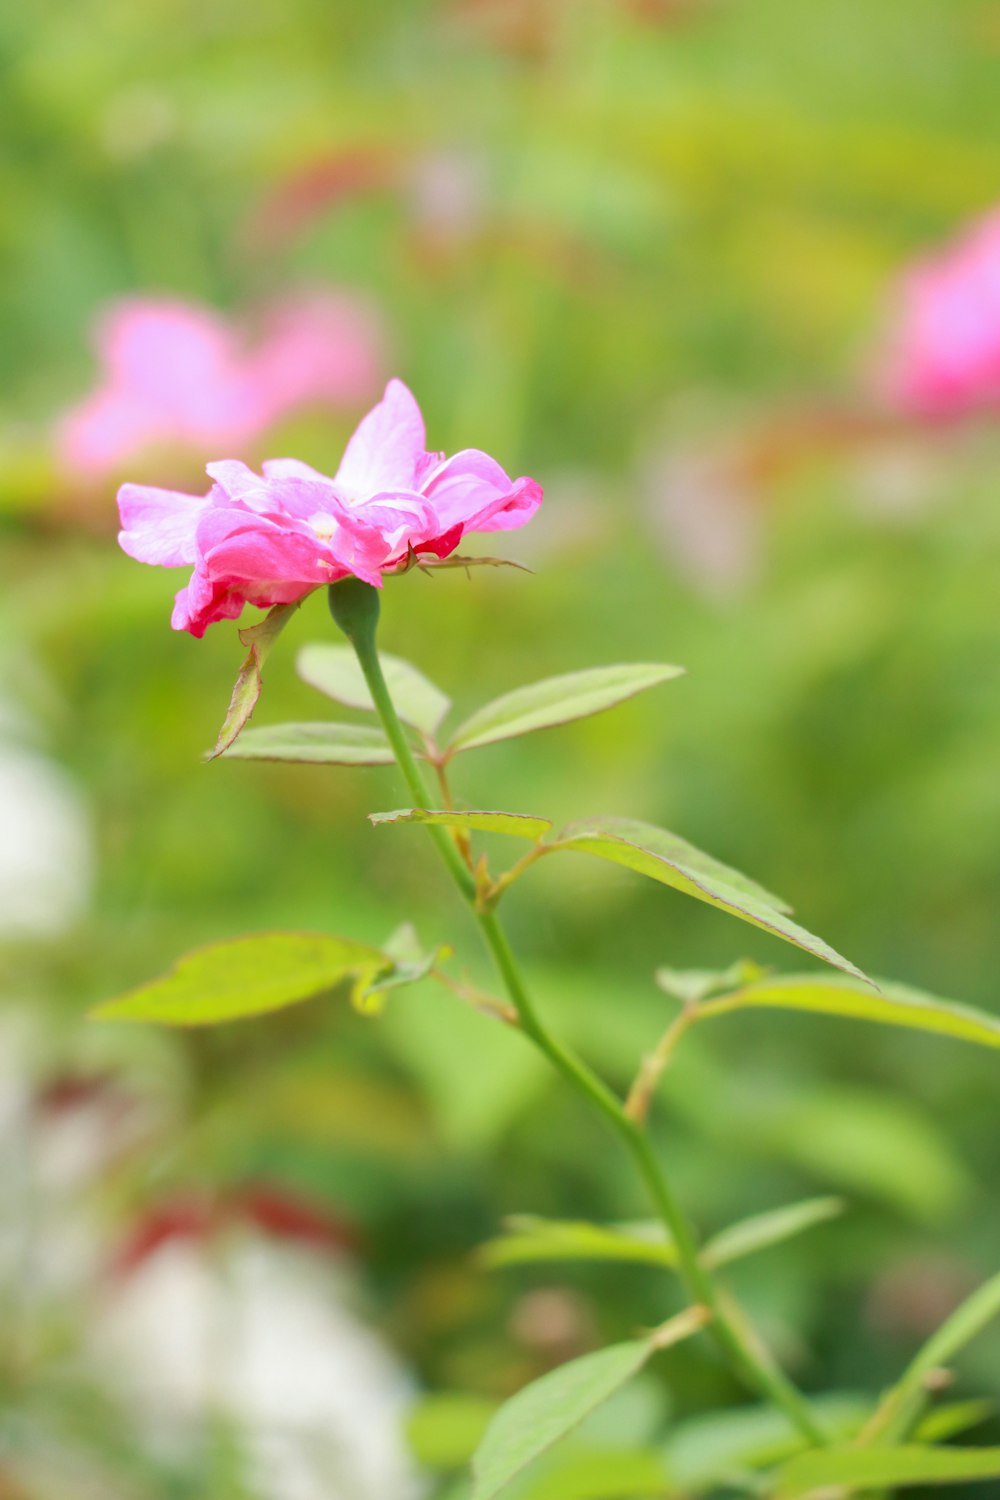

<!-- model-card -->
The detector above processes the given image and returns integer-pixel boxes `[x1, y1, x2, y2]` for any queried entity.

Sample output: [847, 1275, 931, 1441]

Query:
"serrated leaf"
[470, 1342, 655, 1500]
[371, 808, 553, 839]
[297, 643, 450, 735]
[448, 664, 684, 755]
[777, 1444, 1000, 1496]
[702, 1197, 844, 1270]
[550, 818, 865, 982]
[90, 932, 387, 1026]
[480, 1216, 678, 1272]
[222, 721, 396, 765]
[698, 974, 1000, 1050]
[207, 601, 300, 759]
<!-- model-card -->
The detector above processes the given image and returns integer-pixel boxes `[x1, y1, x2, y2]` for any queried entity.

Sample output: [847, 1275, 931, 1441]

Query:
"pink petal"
[420, 448, 544, 535]
[117, 483, 212, 567]
[334, 378, 427, 495]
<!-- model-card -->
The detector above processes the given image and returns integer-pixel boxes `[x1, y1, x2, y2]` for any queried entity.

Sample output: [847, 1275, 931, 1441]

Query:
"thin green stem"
[334, 583, 826, 1447]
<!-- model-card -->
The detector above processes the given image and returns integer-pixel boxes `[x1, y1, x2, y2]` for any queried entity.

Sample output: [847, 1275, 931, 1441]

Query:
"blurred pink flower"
[881, 207, 1000, 417]
[118, 378, 543, 636]
[59, 292, 384, 477]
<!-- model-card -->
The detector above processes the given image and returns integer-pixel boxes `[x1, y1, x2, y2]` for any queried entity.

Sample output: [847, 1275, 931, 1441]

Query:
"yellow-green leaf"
[480, 1216, 678, 1271]
[703, 1197, 844, 1270]
[777, 1444, 1000, 1497]
[91, 932, 387, 1026]
[698, 975, 1000, 1050]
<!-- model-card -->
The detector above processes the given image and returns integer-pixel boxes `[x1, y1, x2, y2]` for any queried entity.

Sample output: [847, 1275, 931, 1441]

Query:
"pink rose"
[59, 292, 383, 477]
[117, 379, 542, 636]
[881, 206, 1000, 417]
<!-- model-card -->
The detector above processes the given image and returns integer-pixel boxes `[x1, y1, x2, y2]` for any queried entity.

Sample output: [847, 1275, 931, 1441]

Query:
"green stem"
[330, 580, 826, 1447]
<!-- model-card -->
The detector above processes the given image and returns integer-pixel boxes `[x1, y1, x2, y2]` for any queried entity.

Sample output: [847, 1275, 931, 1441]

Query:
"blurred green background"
[3, 1, 1000, 1495]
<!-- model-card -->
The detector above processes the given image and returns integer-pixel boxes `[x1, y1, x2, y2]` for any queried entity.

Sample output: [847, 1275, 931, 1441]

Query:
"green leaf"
[480, 1216, 678, 1271]
[207, 601, 300, 759]
[665, 1396, 869, 1490]
[512, 1446, 672, 1500]
[471, 1313, 706, 1500]
[447, 664, 684, 754]
[776, 1444, 1000, 1496]
[470, 1342, 655, 1500]
[703, 1197, 844, 1270]
[90, 932, 387, 1026]
[915, 1401, 995, 1444]
[222, 721, 396, 765]
[297, 643, 450, 735]
[697, 974, 1000, 1050]
[868, 1268, 1000, 1438]
[371, 808, 553, 839]
[406, 1393, 498, 1470]
[551, 818, 865, 982]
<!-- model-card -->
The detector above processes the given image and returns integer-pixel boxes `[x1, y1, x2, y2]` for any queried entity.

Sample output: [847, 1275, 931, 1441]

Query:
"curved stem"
[339, 589, 826, 1446]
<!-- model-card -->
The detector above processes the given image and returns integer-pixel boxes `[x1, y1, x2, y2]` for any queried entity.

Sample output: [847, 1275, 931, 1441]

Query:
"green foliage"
[90, 931, 388, 1025]
[693, 972, 1000, 1050]
[776, 1444, 1000, 1496]
[223, 721, 396, 764]
[469, 1341, 655, 1500]
[371, 808, 553, 838]
[445, 664, 684, 754]
[298, 643, 451, 735]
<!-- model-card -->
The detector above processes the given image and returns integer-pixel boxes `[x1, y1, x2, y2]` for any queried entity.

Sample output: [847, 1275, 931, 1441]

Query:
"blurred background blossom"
[3, 0, 1000, 1494]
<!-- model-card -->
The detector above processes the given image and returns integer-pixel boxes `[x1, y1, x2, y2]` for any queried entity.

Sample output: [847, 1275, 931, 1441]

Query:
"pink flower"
[117, 379, 543, 636]
[881, 207, 1000, 417]
[59, 292, 383, 477]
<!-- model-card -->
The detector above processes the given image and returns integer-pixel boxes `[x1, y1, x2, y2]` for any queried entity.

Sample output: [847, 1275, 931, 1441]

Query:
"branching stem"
[332, 580, 827, 1448]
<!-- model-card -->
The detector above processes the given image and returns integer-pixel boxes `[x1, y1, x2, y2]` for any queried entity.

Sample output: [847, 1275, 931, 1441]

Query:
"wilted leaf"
[371, 808, 553, 839]
[697, 974, 1000, 1051]
[448, 664, 684, 755]
[223, 722, 396, 765]
[297, 642, 450, 735]
[91, 932, 387, 1026]
[551, 818, 864, 981]
[208, 601, 300, 758]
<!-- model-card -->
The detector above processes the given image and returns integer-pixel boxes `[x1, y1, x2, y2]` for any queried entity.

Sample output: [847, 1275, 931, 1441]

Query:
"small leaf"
[222, 722, 396, 765]
[867, 1268, 1000, 1439]
[698, 974, 1000, 1051]
[655, 960, 767, 1006]
[915, 1401, 995, 1444]
[471, 1311, 706, 1500]
[480, 1216, 678, 1272]
[777, 1444, 1000, 1497]
[371, 808, 553, 840]
[665, 1396, 869, 1490]
[703, 1197, 844, 1270]
[551, 819, 865, 982]
[448, 664, 684, 755]
[91, 932, 387, 1026]
[470, 1342, 654, 1500]
[208, 601, 300, 759]
[298, 643, 450, 735]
